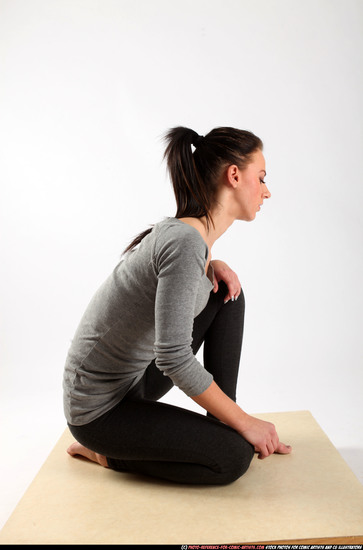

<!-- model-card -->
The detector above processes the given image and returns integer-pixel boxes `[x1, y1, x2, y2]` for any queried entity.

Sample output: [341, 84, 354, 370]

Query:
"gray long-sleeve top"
[63, 217, 215, 425]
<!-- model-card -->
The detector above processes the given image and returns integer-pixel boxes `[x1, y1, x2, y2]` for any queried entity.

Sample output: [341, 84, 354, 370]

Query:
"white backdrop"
[1, 0, 362, 529]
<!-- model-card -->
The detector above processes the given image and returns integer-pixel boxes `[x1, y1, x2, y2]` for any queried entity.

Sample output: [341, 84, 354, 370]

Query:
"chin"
[238, 215, 256, 223]
[237, 210, 257, 222]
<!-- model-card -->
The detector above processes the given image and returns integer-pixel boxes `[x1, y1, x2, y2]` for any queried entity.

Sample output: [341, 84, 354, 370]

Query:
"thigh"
[125, 359, 174, 401]
[69, 397, 254, 482]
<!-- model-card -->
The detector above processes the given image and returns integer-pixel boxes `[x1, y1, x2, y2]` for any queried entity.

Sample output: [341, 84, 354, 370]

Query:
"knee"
[217, 431, 255, 485]
[217, 281, 245, 310]
[230, 437, 254, 482]
[232, 286, 245, 315]
[238, 286, 245, 309]
[214, 281, 245, 311]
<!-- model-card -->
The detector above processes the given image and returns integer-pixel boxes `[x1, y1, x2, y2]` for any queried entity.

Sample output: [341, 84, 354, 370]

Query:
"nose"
[262, 183, 271, 200]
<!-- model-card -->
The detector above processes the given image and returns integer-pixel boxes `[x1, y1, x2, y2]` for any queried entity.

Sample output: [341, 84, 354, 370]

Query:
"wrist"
[233, 408, 251, 434]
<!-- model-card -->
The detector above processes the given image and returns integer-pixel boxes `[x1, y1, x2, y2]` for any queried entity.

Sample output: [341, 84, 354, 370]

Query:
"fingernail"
[231, 296, 235, 302]
[224, 299, 230, 304]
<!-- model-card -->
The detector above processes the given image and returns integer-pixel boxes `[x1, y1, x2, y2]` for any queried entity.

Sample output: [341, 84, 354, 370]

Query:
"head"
[163, 126, 270, 226]
[122, 125, 269, 256]
[223, 147, 271, 222]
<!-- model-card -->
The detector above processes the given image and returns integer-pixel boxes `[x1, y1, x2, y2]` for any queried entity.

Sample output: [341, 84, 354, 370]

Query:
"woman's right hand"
[238, 414, 292, 459]
[191, 381, 292, 459]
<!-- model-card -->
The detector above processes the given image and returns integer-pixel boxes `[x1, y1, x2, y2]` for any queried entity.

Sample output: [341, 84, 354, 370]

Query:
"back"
[63, 217, 214, 425]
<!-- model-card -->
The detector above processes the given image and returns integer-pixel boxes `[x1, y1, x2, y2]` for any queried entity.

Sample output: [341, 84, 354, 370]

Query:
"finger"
[224, 293, 231, 304]
[225, 290, 239, 303]
[253, 444, 264, 459]
[257, 445, 269, 460]
[234, 285, 242, 299]
[227, 283, 235, 300]
[213, 279, 219, 293]
[224, 286, 241, 304]
[266, 440, 276, 456]
[231, 285, 242, 301]
[275, 442, 292, 455]
[272, 433, 280, 452]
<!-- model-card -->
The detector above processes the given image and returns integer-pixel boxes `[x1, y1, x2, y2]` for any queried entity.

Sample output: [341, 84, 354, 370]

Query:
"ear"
[226, 165, 240, 189]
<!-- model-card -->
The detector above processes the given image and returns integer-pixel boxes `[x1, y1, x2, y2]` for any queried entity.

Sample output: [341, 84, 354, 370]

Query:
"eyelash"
[260, 179, 266, 185]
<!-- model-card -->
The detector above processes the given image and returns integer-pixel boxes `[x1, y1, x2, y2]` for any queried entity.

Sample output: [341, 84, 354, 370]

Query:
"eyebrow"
[260, 170, 267, 176]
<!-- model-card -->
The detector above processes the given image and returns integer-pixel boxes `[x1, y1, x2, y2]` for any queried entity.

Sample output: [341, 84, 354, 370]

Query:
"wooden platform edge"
[250, 535, 363, 544]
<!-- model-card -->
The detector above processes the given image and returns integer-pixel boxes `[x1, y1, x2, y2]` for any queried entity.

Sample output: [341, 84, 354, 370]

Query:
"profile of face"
[228, 149, 271, 222]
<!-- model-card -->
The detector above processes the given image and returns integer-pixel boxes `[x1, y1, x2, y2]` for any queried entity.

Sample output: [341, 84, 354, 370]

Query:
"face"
[231, 149, 271, 221]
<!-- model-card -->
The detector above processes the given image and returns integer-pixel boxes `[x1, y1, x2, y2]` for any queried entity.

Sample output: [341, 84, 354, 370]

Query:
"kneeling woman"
[63, 126, 291, 485]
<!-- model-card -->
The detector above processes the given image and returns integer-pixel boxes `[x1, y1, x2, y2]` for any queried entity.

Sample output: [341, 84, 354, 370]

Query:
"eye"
[260, 179, 266, 185]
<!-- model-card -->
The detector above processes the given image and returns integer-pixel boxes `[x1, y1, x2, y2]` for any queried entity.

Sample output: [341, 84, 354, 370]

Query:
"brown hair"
[122, 126, 263, 255]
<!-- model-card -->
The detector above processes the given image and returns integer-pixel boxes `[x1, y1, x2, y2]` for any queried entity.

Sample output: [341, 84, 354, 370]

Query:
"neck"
[204, 208, 235, 250]
[180, 206, 235, 253]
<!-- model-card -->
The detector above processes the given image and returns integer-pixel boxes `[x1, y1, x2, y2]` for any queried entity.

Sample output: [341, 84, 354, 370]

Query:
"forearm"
[191, 380, 248, 434]
[191, 380, 292, 459]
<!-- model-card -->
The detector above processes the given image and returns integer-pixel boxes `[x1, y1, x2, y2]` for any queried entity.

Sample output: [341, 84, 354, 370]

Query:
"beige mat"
[1, 410, 362, 545]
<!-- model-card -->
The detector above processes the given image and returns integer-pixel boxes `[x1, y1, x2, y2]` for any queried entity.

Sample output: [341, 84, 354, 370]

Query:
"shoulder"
[153, 218, 208, 273]
[156, 218, 207, 253]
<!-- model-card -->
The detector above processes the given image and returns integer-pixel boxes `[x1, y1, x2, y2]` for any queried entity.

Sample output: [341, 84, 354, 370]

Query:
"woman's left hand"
[210, 260, 242, 304]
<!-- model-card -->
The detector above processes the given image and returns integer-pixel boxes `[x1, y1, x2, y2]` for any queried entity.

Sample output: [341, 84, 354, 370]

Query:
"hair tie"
[192, 134, 204, 148]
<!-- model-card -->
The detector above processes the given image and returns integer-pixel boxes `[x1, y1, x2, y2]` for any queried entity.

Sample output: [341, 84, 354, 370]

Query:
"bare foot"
[67, 442, 109, 468]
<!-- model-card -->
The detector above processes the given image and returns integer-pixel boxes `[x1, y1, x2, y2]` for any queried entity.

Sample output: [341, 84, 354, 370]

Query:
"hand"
[210, 259, 241, 304]
[238, 414, 292, 459]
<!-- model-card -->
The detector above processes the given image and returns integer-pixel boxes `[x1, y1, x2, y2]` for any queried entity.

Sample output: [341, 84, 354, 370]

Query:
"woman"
[64, 126, 291, 485]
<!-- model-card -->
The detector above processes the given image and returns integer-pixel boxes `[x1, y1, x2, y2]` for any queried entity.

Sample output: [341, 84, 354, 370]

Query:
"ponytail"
[162, 126, 214, 229]
[122, 125, 263, 255]
[122, 226, 154, 255]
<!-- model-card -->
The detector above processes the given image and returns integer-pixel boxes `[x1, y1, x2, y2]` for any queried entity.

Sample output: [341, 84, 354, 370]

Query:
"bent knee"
[216, 433, 255, 485]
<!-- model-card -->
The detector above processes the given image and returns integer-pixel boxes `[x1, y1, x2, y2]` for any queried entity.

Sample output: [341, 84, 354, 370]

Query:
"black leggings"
[68, 282, 254, 485]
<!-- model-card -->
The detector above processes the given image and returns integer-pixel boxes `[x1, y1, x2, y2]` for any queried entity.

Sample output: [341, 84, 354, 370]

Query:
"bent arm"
[210, 259, 242, 303]
[153, 228, 213, 396]
[191, 381, 292, 459]
[191, 380, 247, 432]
